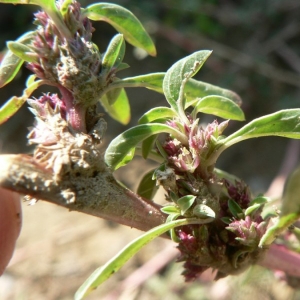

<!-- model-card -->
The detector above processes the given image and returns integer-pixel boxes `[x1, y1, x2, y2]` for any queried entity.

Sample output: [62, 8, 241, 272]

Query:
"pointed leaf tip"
[85, 3, 156, 56]
[163, 50, 212, 112]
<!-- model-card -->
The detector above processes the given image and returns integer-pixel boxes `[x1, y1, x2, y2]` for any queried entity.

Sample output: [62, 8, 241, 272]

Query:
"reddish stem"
[258, 244, 300, 277]
[58, 85, 87, 132]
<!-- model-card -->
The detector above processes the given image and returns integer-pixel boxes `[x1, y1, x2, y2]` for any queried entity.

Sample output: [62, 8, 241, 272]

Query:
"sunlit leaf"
[84, 3, 156, 56]
[185, 78, 242, 107]
[112, 72, 243, 110]
[105, 123, 188, 170]
[166, 213, 181, 242]
[100, 88, 130, 125]
[193, 204, 216, 219]
[161, 205, 180, 214]
[220, 109, 300, 149]
[112, 72, 243, 111]
[26, 74, 37, 87]
[177, 195, 196, 214]
[102, 34, 125, 74]
[138, 107, 177, 124]
[74, 217, 213, 300]
[110, 73, 164, 92]
[245, 203, 263, 216]
[249, 196, 269, 206]
[104, 88, 122, 105]
[0, 31, 35, 88]
[259, 165, 300, 246]
[0, 78, 44, 125]
[136, 169, 159, 200]
[59, 0, 72, 16]
[259, 213, 300, 248]
[7, 41, 38, 63]
[192, 95, 245, 121]
[163, 50, 212, 113]
[138, 107, 178, 159]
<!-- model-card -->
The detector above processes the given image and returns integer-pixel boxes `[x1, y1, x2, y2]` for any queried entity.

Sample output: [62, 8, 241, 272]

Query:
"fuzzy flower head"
[27, 94, 67, 147]
[163, 118, 228, 175]
[226, 215, 268, 247]
[170, 176, 269, 281]
[27, 0, 102, 107]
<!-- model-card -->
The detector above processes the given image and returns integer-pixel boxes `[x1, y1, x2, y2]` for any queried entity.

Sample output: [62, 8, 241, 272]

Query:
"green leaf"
[138, 107, 177, 124]
[112, 72, 243, 109]
[244, 203, 263, 216]
[280, 165, 300, 216]
[221, 109, 300, 148]
[102, 34, 125, 74]
[228, 199, 244, 219]
[59, 0, 72, 16]
[138, 107, 178, 159]
[115, 62, 130, 73]
[161, 205, 180, 214]
[134, 147, 164, 164]
[136, 169, 159, 200]
[104, 88, 122, 105]
[0, 31, 35, 88]
[0, 78, 44, 125]
[166, 213, 181, 242]
[141, 134, 157, 159]
[192, 95, 245, 121]
[193, 204, 216, 219]
[7, 41, 38, 63]
[259, 213, 300, 247]
[105, 123, 188, 170]
[111, 72, 243, 112]
[110, 73, 164, 92]
[100, 88, 130, 125]
[249, 196, 269, 206]
[26, 74, 37, 87]
[177, 195, 196, 214]
[184, 78, 242, 107]
[84, 3, 156, 56]
[163, 50, 212, 113]
[74, 217, 213, 300]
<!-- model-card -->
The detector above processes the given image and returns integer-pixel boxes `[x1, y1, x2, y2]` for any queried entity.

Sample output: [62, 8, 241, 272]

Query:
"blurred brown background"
[0, 0, 300, 299]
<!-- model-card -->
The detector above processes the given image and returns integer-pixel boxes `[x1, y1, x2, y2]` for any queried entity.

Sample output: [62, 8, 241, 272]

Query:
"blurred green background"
[1, 0, 300, 299]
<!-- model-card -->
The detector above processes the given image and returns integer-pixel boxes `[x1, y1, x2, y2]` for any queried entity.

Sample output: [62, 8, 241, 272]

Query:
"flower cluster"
[226, 216, 268, 247]
[159, 115, 269, 280]
[164, 118, 228, 176]
[27, 1, 103, 108]
[23, 0, 113, 137]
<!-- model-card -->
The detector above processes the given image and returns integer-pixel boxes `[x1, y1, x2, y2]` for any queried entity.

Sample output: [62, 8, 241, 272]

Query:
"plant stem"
[0, 154, 166, 232]
[258, 244, 300, 277]
[58, 85, 87, 132]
